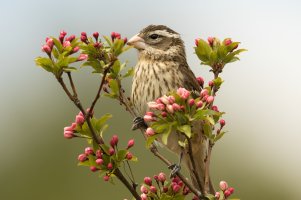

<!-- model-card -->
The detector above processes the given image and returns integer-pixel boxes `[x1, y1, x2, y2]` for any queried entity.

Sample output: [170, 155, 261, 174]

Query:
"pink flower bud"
[107, 162, 113, 170]
[111, 32, 116, 40]
[77, 54, 88, 61]
[46, 38, 54, 49]
[63, 41, 71, 48]
[228, 187, 234, 194]
[75, 114, 85, 125]
[172, 176, 180, 183]
[140, 185, 148, 194]
[110, 135, 119, 147]
[215, 192, 220, 199]
[64, 130, 74, 139]
[140, 193, 147, 200]
[144, 115, 154, 122]
[77, 154, 87, 162]
[42, 45, 51, 54]
[196, 76, 204, 87]
[103, 175, 110, 181]
[200, 89, 209, 97]
[161, 112, 167, 117]
[183, 186, 190, 195]
[192, 195, 199, 200]
[123, 37, 127, 44]
[195, 38, 200, 46]
[208, 81, 214, 87]
[127, 139, 135, 149]
[96, 150, 102, 158]
[144, 177, 152, 186]
[145, 112, 153, 117]
[177, 87, 190, 99]
[206, 96, 214, 103]
[145, 127, 155, 137]
[150, 186, 157, 193]
[126, 152, 133, 160]
[85, 147, 94, 155]
[188, 99, 195, 106]
[68, 35, 76, 42]
[166, 104, 174, 113]
[158, 172, 166, 183]
[147, 101, 158, 109]
[172, 103, 181, 111]
[93, 32, 99, 40]
[224, 38, 232, 46]
[219, 181, 228, 191]
[208, 37, 214, 46]
[60, 31, 67, 36]
[80, 35, 87, 43]
[96, 158, 103, 165]
[172, 184, 181, 193]
[163, 186, 168, 193]
[160, 95, 170, 105]
[157, 103, 165, 111]
[196, 101, 203, 108]
[219, 119, 226, 127]
[224, 189, 231, 198]
[115, 32, 121, 39]
[72, 46, 80, 53]
[81, 32, 87, 36]
[153, 175, 159, 181]
[212, 105, 219, 112]
[90, 166, 98, 172]
[59, 35, 65, 43]
[168, 96, 175, 104]
[109, 147, 115, 155]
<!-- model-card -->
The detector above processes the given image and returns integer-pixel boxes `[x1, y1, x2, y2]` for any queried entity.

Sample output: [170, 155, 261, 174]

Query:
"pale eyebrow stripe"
[149, 30, 180, 38]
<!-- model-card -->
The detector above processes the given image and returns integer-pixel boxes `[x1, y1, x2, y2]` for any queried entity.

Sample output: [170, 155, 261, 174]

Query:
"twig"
[89, 58, 117, 118]
[114, 168, 140, 200]
[204, 143, 213, 194]
[185, 135, 204, 193]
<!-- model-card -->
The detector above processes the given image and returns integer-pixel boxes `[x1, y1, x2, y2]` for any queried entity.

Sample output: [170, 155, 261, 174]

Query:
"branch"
[88, 58, 117, 118]
[115, 168, 140, 200]
[204, 143, 213, 194]
[185, 135, 204, 193]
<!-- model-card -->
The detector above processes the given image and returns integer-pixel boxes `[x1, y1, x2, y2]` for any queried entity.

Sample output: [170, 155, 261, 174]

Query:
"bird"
[127, 25, 214, 194]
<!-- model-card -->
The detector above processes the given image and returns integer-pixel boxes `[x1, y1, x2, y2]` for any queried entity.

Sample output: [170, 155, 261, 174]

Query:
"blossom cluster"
[140, 172, 191, 200]
[195, 37, 238, 51]
[77, 134, 135, 182]
[215, 181, 235, 200]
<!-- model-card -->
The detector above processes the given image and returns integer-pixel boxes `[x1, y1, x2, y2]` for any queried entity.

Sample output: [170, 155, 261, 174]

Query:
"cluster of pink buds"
[41, 31, 81, 57]
[215, 181, 235, 199]
[140, 173, 190, 200]
[111, 32, 127, 43]
[63, 108, 93, 139]
[200, 88, 215, 104]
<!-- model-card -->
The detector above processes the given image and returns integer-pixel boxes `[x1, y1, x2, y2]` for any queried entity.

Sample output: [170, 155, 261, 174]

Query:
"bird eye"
[149, 34, 159, 39]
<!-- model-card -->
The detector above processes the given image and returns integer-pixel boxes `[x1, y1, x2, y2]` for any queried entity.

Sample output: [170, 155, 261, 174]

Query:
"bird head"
[127, 25, 186, 60]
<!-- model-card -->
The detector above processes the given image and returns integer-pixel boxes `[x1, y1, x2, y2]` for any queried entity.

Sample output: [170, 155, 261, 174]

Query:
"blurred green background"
[1, 0, 301, 199]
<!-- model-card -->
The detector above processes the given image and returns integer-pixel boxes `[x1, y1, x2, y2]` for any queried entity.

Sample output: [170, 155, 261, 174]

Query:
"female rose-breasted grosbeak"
[128, 25, 213, 192]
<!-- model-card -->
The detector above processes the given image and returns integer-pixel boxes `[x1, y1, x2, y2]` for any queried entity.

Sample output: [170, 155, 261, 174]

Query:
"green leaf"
[35, 57, 53, 72]
[177, 125, 192, 138]
[111, 60, 121, 76]
[52, 37, 63, 53]
[214, 131, 226, 142]
[117, 150, 128, 162]
[161, 125, 172, 145]
[213, 77, 224, 88]
[68, 57, 78, 64]
[52, 47, 59, 59]
[195, 39, 212, 62]
[146, 135, 157, 148]
[103, 36, 112, 47]
[109, 79, 119, 95]
[203, 123, 212, 139]
[217, 45, 227, 59]
[95, 114, 112, 131]
[123, 67, 134, 78]
[193, 109, 221, 120]
[100, 144, 110, 155]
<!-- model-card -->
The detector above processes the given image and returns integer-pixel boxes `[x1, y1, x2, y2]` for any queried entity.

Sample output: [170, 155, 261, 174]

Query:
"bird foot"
[131, 117, 148, 130]
[168, 163, 181, 178]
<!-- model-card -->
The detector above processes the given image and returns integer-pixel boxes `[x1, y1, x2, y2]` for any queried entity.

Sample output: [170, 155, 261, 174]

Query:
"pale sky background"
[0, 0, 301, 199]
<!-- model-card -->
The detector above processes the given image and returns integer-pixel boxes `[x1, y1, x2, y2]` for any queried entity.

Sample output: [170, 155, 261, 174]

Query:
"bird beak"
[127, 34, 145, 50]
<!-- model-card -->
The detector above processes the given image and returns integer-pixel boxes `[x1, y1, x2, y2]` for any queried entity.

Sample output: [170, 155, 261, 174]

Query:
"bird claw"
[168, 163, 181, 178]
[131, 117, 147, 130]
